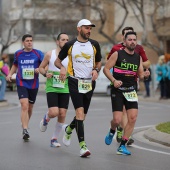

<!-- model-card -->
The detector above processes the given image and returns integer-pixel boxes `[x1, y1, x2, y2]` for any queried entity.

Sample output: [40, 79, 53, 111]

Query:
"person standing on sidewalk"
[39, 33, 69, 147]
[104, 31, 150, 155]
[143, 68, 152, 97]
[107, 26, 150, 145]
[0, 54, 9, 102]
[6, 34, 44, 141]
[55, 19, 102, 157]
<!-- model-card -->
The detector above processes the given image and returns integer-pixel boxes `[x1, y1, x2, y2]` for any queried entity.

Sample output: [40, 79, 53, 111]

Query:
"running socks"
[120, 136, 128, 146]
[52, 122, 63, 139]
[66, 118, 85, 143]
[110, 128, 116, 134]
[65, 117, 76, 134]
[69, 116, 76, 130]
[75, 119, 84, 143]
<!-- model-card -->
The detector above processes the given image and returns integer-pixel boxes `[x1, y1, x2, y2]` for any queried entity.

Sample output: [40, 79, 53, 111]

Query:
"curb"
[144, 127, 170, 147]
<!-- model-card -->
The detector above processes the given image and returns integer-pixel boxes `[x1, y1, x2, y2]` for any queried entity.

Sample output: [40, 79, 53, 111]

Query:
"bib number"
[78, 79, 92, 93]
[22, 68, 34, 79]
[123, 90, 138, 102]
[53, 75, 65, 88]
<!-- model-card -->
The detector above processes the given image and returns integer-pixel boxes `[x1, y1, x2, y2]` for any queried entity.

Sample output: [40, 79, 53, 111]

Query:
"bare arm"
[103, 52, 122, 88]
[91, 61, 102, 81]
[143, 60, 151, 69]
[39, 51, 52, 78]
[54, 57, 67, 81]
[137, 57, 150, 79]
[6, 65, 17, 82]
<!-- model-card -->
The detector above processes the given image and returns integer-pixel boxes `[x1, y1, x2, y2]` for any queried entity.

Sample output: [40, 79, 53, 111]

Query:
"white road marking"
[132, 144, 170, 155]
[133, 125, 170, 156]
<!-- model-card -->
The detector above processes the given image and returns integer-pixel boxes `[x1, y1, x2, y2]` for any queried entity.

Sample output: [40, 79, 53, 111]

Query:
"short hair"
[57, 32, 67, 40]
[122, 27, 134, 35]
[22, 34, 32, 42]
[124, 31, 137, 39]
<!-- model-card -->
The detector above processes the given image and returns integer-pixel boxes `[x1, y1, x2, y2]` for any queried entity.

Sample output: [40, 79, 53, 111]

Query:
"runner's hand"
[59, 67, 67, 81]
[35, 68, 40, 74]
[92, 70, 98, 81]
[114, 80, 123, 88]
[46, 72, 53, 78]
[6, 74, 12, 82]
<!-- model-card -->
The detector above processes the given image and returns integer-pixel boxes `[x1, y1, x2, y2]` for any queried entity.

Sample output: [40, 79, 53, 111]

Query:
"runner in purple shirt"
[6, 34, 44, 141]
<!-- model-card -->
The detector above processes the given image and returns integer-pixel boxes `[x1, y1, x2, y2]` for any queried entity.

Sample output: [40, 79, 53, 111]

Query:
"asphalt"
[0, 90, 170, 147]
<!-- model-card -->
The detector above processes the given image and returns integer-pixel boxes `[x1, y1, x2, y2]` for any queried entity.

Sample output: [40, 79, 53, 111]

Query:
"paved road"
[0, 91, 170, 170]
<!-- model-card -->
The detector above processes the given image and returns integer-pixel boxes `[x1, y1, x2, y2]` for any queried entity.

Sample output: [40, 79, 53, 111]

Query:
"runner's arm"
[104, 52, 123, 88]
[39, 51, 51, 77]
[137, 57, 150, 80]
[54, 57, 67, 81]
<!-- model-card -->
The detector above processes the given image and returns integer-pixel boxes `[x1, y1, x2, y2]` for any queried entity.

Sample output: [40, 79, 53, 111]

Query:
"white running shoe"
[40, 115, 49, 132]
[80, 145, 91, 157]
[50, 139, 61, 147]
[62, 128, 72, 146]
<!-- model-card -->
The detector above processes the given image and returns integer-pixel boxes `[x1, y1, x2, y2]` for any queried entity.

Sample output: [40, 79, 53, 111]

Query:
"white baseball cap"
[77, 19, 95, 27]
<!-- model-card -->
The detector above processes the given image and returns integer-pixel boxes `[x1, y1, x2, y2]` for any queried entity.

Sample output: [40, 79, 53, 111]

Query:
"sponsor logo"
[75, 52, 91, 60]
[121, 62, 138, 71]
[20, 60, 34, 64]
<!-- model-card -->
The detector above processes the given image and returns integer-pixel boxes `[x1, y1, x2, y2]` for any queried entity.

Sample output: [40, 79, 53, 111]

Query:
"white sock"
[45, 112, 50, 121]
[52, 122, 64, 140]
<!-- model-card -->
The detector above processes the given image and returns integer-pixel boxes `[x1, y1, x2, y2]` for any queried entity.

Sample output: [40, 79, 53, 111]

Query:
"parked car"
[94, 66, 111, 95]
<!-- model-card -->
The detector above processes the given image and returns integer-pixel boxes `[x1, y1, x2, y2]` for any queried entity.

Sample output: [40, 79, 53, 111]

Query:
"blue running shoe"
[105, 131, 114, 145]
[50, 139, 61, 147]
[117, 145, 131, 155]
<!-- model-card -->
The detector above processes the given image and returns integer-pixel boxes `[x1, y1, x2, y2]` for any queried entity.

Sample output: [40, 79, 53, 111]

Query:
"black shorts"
[46, 92, 69, 109]
[111, 86, 138, 112]
[68, 76, 96, 114]
[17, 86, 38, 104]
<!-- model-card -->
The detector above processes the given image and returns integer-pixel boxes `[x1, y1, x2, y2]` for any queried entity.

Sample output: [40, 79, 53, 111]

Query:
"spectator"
[143, 68, 152, 97]
[156, 55, 167, 99]
[0, 54, 9, 102]
[164, 53, 170, 98]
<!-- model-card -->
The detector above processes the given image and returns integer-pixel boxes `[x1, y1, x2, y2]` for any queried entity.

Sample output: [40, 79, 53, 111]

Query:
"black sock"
[110, 128, 115, 134]
[120, 138, 128, 146]
[117, 126, 123, 131]
[75, 119, 84, 143]
[69, 116, 76, 130]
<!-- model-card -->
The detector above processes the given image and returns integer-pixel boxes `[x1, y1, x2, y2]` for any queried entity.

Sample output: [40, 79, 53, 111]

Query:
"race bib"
[52, 75, 65, 88]
[78, 79, 92, 93]
[123, 90, 138, 102]
[22, 68, 34, 79]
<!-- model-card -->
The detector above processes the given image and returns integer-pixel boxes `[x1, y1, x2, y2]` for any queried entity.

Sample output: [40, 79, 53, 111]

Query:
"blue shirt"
[13, 49, 44, 89]
[156, 63, 167, 82]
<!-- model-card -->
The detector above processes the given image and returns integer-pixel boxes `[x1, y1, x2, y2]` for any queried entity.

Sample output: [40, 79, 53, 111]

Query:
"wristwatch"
[93, 68, 100, 73]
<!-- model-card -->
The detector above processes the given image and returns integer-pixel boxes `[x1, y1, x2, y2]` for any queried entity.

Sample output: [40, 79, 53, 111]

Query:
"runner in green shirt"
[39, 33, 69, 147]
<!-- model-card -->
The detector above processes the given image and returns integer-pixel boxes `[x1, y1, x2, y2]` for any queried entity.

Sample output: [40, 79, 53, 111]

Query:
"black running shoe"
[116, 126, 123, 143]
[127, 138, 134, 146]
[23, 129, 30, 141]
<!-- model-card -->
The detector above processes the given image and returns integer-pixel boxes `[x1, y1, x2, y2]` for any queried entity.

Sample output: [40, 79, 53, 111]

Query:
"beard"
[80, 30, 90, 40]
[126, 44, 135, 51]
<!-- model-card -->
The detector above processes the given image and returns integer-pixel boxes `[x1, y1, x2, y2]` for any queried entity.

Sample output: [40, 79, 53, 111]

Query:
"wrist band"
[93, 68, 100, 73]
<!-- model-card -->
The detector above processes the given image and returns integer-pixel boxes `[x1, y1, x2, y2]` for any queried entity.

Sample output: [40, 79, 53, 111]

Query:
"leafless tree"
[114, 0, 170, 56]
[0, 12, 22, 58]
